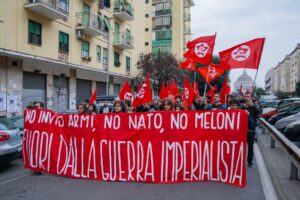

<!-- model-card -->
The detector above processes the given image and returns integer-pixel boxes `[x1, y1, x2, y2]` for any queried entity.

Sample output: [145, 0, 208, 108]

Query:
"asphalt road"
[0, 155, 265, 200]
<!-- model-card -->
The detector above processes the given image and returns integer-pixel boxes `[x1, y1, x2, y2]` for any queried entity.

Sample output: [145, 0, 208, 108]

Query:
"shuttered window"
[28, 20, 42, 45]
[81, 40, 89, 57]
[59, 31, 69, 53]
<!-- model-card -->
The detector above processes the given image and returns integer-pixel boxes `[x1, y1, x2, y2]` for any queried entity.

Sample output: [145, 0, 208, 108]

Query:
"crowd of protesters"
[27, 91, 261, 170]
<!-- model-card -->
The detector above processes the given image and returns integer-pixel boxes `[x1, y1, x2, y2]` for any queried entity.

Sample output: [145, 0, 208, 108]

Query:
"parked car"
[0, 117, 22, 165]
[261, 102, 300, 120]
[10, 116, 24, 138]
[277, 97, 300, 108]
[268, 105, 300, 125]
[261, 100, 280, 109]
[284, 120, 300, 142]
[274, 112, 300, 132]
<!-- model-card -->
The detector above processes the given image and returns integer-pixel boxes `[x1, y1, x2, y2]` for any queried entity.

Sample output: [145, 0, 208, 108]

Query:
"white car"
[275, 112, 300, 132]
[0, 117, 22, 165]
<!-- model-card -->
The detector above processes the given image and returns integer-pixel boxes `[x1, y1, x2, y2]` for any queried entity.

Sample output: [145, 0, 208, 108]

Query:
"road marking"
[254, 144, 278, 200]
[0, 174, 29, 186]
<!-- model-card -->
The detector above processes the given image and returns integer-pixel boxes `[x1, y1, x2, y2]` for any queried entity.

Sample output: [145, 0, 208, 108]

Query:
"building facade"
[264, 68, 273, 94]
[267, 43, 300, 94]
[0, 0, 144, 116]
[145, 0, 194, 57]
[0, 0, 191, 116]
[233, 70, 254, 94]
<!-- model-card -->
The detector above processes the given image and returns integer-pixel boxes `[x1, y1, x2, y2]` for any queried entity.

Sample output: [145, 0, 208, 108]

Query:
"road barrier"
[259, 118, 300, 179]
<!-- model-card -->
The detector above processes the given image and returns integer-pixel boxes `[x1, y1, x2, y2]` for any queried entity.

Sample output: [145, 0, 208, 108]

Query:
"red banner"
[23, 109, 248, 187]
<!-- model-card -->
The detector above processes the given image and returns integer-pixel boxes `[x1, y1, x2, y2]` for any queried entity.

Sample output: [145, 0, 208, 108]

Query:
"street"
[0, 153, 265, 200]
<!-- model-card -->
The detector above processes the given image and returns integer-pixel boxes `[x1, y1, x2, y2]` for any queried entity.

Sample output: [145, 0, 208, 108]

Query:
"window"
[96, 46, 101, 62]
[126, 29, 131, 45]
[145, 42, 149, 46]
[28, 20, 42, 46]
[145, 0, 149, 3]
[59, 0, 69, 13]
[145, 28, 149, 32]
[81, 40, 89, 57]
[103, 48, 108, 64]
[126, 57, 130, 73]
[114, 52, 120, 67]
[145, 14, 149, 18]
[59, 31, 69, 53]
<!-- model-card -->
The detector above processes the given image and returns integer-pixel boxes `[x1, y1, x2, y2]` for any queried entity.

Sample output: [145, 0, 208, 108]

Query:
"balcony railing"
[152, 0, 172, 4]
[113, 32, 134, 49]
[184, 28, 191, 35]
[76, 12, 106, 37]
[24, 0, 69, 20]
[152, 9, 172, 17]
[184, 14, 191, 21]
[113, 1, 134, 21]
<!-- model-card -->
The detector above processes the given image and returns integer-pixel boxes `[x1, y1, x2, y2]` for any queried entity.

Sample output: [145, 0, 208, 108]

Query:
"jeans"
[247, 130, 255, 164]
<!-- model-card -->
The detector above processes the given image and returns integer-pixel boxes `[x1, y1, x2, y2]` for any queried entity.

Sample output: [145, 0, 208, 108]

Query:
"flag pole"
[251, 38, 265, 95]
[203, 65, 210, 97]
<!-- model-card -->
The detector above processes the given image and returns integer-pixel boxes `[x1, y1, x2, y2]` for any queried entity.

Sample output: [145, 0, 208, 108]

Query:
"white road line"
[254, 144, 278, 200]
[0, 174, 29, 186]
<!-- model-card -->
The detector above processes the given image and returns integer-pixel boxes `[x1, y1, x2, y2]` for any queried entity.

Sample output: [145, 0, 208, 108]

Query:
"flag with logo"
[180, 58, 196, 71]
[197, 64, 225, 84]
[168, 80, 180, 97]
[132, 76, 153, 107]
[193, 82, 200, 97]
[219, 38, 265, 69]
[184, 34, 216, 65]
[206, 85, 217, 104]
[182, 78, 195, 106]
[119, 80, 133, 102]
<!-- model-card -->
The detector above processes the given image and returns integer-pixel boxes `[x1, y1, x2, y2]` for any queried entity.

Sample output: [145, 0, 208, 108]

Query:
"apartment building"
[0, 0, 145, 116]
[145, 0, 194, 57]
[268, 43, 300, 94]
[0, 0, 192, 116]
[264, 68, 273, 94]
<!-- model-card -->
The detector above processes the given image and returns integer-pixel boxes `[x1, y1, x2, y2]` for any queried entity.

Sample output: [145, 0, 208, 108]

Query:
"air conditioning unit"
[76, 29, 84, 39]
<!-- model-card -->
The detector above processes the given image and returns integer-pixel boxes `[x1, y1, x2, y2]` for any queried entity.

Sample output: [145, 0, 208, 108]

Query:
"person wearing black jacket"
[242, 92, 261, 167]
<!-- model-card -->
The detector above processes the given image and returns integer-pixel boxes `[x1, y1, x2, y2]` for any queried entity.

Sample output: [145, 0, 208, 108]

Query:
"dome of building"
[236, 70, 254, 83]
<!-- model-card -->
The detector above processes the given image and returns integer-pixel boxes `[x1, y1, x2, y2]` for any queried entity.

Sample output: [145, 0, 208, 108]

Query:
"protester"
[207, 94, 227, 110]
[77, 102, 88, 114]
[113, 100, 126, 113]
[160, 98, 174, 111]
[242, 92, 261, 167]
[193, 96, 209, 110]
[88, 103, 98, 115]
[174, 103, 184, 111]
[99, 101, 112, 114]
[228, 99, 240, 110]
[34, 101, 44, 109]
[26, 102, 35, 108]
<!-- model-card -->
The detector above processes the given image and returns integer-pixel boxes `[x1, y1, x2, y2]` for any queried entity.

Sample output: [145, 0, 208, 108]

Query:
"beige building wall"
[290, 44, 300, 92]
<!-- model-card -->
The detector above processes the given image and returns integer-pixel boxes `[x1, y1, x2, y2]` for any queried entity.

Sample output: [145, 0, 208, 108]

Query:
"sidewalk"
[257, 128, 300, 200]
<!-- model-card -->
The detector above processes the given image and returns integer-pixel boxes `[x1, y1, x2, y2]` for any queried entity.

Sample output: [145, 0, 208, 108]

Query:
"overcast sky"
[191, 0, 300, 89]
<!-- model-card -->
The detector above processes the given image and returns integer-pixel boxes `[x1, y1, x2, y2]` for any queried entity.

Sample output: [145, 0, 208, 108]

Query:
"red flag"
[220, 77, 231, 104]
[184, 34, 216, 65]
[193, 82, 200, 97]
[180, 59, 196, 71]
[182, 78, 195, 106]
[197, 64, 225, 84]
[206, 85, 217, 104]
[119, 80, 133, 102]
[239, 83, 243, 95]
[169, 80, 179, 97]
[132, 76, 153, 107]
[219, 38, 265, 69]
[159, 82, 168, 100]
[88, 89, 97, 106]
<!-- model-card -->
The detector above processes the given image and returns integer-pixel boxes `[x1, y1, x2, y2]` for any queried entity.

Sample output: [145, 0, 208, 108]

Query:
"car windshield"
[0, 118, 17, 130]
[278, 104, 295, 113]
[13, 118, 24, 130]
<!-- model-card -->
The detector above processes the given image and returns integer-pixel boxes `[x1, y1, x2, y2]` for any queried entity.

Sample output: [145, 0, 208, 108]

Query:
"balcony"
[24, 0, 69, 20]
[184, 28, 191, 35]
[76, 12, 106, 37]
[152, 0, 172, 4]
[152, 9, 172, 17]
[184, 14, 191, 21]
[113, 1, 134, 21]
[113, 32, 134, 49]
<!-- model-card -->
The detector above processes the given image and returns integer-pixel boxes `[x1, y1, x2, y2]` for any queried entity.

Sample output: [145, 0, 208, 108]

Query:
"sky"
[191, 0, 300, 89]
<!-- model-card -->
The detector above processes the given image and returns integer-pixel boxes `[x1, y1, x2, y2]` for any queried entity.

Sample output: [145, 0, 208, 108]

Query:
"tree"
[253, 87, 265, 97]
[275, 91, 293, 99]
[135, 53, 191, 90]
